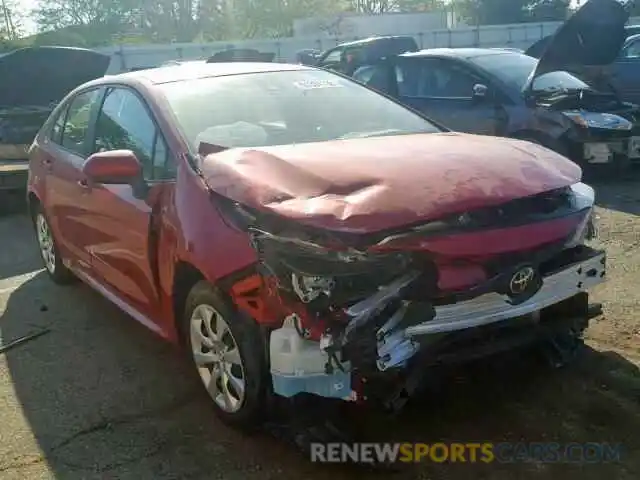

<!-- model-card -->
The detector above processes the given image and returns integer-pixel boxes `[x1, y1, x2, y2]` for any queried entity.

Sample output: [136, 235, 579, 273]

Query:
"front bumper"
[406, 249, 605, 336]
[377, 247, 606, 371]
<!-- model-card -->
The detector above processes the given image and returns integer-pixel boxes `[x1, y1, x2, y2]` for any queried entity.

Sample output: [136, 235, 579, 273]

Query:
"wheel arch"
[171, 260, 207, 346]
[27, 191, 41, 220]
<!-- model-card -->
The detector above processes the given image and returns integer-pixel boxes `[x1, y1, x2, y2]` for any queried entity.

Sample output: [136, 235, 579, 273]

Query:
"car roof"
[102, 62, 312, 85]
[626, 33, 640, 43]
[400, 48, 513, 60]
[334, 35, 416, 48]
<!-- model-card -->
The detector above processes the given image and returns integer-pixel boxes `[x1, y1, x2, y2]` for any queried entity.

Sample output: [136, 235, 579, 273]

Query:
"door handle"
[42, 158, 53, 171]
[77, 178, 91, 191]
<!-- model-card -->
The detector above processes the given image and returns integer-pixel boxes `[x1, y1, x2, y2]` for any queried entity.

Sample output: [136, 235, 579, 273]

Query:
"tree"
[1, 0, 22, 40]
[527, 0, 570, 22]
[217, 0, 346, 39]
[29, 0, 347, 44]
[397, 0, 446, 13]
[344, 0, 397, 14]
[34, 0, 138, 31]
[452, 0, 569, 25]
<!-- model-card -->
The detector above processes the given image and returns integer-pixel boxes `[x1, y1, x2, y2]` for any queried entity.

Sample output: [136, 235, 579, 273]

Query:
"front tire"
[183, 281, 267, 428]
[33, 205, 75, 284]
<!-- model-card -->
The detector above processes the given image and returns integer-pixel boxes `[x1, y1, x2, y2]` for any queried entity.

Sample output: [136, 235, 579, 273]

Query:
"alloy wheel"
[189, 304, 246, 413]
[36, 213, 56, 274]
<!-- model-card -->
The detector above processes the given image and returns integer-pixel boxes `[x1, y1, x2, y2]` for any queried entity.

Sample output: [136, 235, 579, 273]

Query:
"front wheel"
[183, 281, 267, 428]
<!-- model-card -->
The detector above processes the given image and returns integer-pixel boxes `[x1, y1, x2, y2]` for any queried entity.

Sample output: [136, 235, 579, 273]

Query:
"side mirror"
[82, 150, 142, 185]
[472, 83, 489, 102]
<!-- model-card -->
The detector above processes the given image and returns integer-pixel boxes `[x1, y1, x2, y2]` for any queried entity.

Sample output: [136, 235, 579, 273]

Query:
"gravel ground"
[0, 180, 638, 480]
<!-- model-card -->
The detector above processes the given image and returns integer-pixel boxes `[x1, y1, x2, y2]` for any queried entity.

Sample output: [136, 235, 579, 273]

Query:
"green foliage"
[9, 0, 573, 47]
[452, 0, 570, 25]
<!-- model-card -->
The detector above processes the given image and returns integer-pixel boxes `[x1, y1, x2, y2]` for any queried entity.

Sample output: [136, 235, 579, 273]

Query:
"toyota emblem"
[509, 266, 536, 295]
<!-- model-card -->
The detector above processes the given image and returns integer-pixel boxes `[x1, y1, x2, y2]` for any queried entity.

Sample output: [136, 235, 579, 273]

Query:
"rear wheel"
[33, 205, 75, 284]
[183, 281, 267, 428]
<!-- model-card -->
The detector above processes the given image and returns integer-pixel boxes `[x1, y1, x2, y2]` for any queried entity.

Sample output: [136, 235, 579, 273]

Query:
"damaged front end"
[220, 181, 607, 412]
[532, 87, 640, 166]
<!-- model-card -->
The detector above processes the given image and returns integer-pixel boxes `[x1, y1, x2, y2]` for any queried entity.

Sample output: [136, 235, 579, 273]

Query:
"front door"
[80, 86, 177, 320]
[393, 57, 502, 135]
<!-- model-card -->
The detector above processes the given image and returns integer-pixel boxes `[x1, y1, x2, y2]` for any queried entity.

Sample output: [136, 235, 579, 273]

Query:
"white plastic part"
[269, 315, 353, 399]
[269, 315, 329, 377]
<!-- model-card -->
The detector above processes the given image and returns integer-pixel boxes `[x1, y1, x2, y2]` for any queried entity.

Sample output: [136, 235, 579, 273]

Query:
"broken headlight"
[562, 110, 633, 131]
[248, 227, 412, 306]
[214, 197, 412, 305]
[566, 182, 598, 248]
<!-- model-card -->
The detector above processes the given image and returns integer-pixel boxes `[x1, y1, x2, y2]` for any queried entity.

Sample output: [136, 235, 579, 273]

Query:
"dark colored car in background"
[310, 35, 419, 75]
[0, 46, 110, 207]
[353, 0, 640, 171]
[528, 32, 640, 106]
[161, 48, 276, 68]
[527, 4, 640, 106]
[207, 48, 275, 63]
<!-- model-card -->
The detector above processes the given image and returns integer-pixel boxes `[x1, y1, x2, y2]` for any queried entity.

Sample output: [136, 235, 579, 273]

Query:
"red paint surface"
[201, 132, 581, 233]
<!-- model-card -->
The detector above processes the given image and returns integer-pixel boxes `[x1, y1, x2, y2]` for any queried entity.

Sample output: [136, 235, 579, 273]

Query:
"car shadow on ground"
[0, 213, 43, 281]
[1, 270, 639, 479]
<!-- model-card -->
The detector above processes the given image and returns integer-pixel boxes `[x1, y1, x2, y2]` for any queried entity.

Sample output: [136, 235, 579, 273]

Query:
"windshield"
[159, 68, 440, 151]
[469, 52, 590, 93]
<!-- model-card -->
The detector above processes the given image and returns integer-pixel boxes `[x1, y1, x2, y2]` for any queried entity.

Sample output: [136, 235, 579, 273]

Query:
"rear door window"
[50, 105, 69, 144]
[59, 89, 102, 156]
[396, 58, 482, 99]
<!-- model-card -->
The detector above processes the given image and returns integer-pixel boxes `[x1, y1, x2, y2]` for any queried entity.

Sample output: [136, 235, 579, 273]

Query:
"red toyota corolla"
[27, 61, 606, 428]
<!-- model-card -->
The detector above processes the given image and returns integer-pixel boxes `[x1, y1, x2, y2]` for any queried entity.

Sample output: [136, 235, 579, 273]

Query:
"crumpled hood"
[526, 0, 630, 87]
[201, 132, 581, 234]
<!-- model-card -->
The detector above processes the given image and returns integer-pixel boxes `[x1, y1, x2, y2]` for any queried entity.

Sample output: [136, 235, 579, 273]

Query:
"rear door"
[393, 57, 502, 135]
[80, 86, 177, 319]
[40, 87, 104, 269]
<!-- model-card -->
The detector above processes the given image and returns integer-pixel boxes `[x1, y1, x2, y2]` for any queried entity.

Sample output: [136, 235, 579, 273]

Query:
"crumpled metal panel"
[201, 132, 581, 234]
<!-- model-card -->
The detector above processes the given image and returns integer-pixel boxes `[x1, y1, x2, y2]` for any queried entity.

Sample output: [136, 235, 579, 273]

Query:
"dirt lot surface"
[0, 180, 638, 480]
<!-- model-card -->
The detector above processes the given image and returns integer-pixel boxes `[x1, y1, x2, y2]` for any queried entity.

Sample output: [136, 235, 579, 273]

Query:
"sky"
[16, 0, 37, 35]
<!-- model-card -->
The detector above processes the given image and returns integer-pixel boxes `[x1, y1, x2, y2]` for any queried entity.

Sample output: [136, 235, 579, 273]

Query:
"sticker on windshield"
[293, 78, 343, 90]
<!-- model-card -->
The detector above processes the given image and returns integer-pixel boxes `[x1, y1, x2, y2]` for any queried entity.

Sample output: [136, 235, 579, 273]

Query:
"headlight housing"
[565, 182, 598, 248]
[562, 110, 633, 131]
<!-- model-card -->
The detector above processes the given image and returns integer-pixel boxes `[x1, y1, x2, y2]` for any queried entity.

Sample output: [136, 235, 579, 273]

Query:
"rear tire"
[33, 204, 75, 284]
[183, 281, 267, 429]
